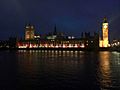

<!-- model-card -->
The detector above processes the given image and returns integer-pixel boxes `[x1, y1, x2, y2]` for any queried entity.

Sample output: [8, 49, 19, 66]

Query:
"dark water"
[0, 50, 120, 90]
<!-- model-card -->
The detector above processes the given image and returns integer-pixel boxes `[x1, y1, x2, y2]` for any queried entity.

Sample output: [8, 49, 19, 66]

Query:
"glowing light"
[103, 23, 108, 29]
[34, 35, 40, 38]
[108, 44, 110, 47]
[74, 44, 78, 48]
[80, 44, 85, 48]
[68, 44, 72, 48]
[44, 44, 48, 48]
[55, 45, 59, 48]
[50, 44, 54, 48]
[26, 26, 29, 28]
[63, 44, 66, 48]
[18, 46, 27, 48]
[118, 42, 120, 45]
[33, 45, 38, 48]
[29, 44, 33, 48]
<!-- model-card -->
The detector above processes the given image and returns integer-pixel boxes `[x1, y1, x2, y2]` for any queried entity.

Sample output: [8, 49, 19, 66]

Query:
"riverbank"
[0, 47, 113, 51]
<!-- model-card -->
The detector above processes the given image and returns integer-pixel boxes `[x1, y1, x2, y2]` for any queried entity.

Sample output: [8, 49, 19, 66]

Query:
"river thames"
[0, 50, 120, 90]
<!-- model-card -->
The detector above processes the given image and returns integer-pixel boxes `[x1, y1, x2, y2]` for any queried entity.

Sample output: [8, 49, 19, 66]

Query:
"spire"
[53, 24, 57, 35]
[103, 17, 107, 23]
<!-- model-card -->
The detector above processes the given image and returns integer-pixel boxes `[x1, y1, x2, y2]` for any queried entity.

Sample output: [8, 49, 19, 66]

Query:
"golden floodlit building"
[99, 17, 109, 47]
[25, 24, 35, 40]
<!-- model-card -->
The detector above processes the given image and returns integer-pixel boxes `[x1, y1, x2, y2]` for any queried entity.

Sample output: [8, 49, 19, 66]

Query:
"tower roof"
[25, 23, 35, 29]
[103, 17, 108, 23]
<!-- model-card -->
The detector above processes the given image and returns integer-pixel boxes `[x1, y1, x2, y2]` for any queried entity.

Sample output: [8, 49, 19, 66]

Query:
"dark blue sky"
[0, 0, 120, 40]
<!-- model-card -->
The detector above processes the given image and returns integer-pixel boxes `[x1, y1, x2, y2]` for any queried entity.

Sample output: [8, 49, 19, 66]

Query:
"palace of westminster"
[0, 18, 110, 49]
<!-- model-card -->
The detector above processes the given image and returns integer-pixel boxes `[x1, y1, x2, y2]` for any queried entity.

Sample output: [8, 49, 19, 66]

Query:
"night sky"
[0, 0, 120, 40]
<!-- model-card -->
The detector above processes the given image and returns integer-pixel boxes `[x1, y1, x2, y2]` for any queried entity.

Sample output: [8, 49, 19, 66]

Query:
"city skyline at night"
[0, 1, 120, 89]
[0, 0, 120, 40]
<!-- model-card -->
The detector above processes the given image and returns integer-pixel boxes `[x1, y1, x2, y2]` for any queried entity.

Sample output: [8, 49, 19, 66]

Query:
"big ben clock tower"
[102, 17, 109, 47]
[99, 17, 109, 47]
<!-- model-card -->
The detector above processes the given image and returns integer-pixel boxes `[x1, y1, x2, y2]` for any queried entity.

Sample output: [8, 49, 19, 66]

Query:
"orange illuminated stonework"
[99, 18, 109, 47]
[25, 24, 35, 40]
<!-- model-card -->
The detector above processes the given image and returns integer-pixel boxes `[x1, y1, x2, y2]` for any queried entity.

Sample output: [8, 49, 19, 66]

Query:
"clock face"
[103, 23, 108, 29]
[104, 25, 108, 29]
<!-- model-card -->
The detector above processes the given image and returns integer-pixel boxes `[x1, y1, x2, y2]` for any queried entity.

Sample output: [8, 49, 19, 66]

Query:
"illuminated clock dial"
[104, 25, 107, 29]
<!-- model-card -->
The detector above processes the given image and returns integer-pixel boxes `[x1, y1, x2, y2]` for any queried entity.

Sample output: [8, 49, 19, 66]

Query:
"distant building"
[34, 34, 40, 39]
[46, 25, 65, 40]
[8, 37, 17, 48]
[99, 17, 109, 47]
[17, 24, 99, 49]
[17, 31, 99, 49]
[81, 32, 99, 49]
[25, 24, 35, 40]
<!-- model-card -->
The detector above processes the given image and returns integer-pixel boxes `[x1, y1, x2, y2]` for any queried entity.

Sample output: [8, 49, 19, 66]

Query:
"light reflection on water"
[98, 52, 112, 89]
[1, 50, 120, 89]
[16, 50, 120, 89]
[17, 50, 92, 89]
